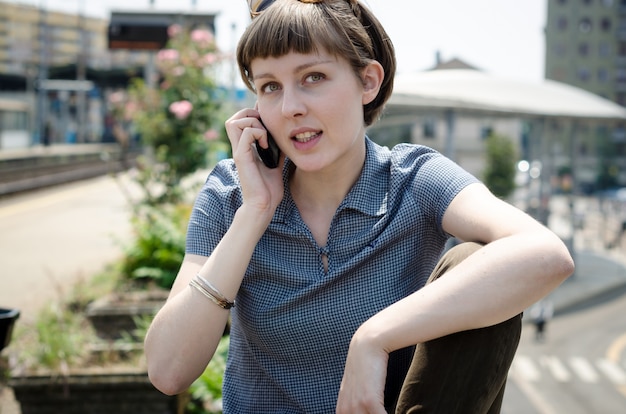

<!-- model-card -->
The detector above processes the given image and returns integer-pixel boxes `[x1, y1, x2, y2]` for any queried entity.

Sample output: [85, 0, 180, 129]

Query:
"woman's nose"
[281, 87, 306, 118]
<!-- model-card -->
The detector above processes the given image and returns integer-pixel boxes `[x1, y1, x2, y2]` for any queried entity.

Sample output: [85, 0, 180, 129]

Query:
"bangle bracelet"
[190, 274, 235, 309]
[195, 274, 235, 307]
[190, 279, 235, 309]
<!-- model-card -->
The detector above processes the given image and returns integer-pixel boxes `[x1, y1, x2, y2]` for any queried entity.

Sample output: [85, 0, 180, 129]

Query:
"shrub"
[120, 204, 191, 290]
[484, 133, 517, 199]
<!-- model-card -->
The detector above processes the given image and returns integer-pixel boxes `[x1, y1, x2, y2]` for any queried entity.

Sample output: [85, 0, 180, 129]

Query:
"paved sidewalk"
[548, 249, 626, 315]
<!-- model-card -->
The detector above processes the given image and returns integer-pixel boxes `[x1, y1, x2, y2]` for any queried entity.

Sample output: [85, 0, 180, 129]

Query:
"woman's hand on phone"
[225, 108, 284, 221]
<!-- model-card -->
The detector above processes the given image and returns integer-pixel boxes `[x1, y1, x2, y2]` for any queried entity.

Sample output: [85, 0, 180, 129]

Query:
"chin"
[291, 157, 329, 173]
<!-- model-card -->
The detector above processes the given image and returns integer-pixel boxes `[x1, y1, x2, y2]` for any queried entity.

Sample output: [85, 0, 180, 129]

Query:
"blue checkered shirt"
[186, 137, 479, 413]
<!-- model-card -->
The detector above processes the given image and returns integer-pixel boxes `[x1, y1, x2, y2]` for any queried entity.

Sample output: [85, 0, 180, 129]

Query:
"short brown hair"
[237, 0, 396, 126]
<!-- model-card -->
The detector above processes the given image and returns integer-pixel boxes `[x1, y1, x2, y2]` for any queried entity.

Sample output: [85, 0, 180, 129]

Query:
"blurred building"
[544, 0, 626, 192]
[0, 1, 217, 147]
[0, 1, 151, 83]
[369, 59, 626, 202]
[545, 0, 623, 106]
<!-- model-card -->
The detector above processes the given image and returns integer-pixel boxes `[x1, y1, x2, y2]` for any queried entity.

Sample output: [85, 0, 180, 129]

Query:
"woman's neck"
[290, 141, 366, 211]
[288, 139, 366, 249]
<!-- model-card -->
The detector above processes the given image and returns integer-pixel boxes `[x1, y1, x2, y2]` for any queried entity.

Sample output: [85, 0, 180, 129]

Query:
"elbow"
[145, 338, 192, 396]
[553, 253, 575, 285]
[560, 250, 576, 282]
[550, 236, 576, 284]
[148, 365, 191, 396]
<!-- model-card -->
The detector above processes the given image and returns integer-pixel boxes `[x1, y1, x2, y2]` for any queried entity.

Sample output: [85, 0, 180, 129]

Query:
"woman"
[144, 1, 574, 412]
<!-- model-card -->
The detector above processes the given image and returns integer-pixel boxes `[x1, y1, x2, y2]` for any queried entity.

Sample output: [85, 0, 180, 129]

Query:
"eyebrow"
[252, 59, 335, 81]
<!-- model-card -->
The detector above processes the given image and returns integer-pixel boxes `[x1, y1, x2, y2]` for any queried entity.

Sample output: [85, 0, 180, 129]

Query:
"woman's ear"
[361, 60, 385, 105]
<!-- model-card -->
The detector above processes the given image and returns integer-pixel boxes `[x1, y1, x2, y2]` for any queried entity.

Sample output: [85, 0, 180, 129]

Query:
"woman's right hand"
[225, 108, 285, 223]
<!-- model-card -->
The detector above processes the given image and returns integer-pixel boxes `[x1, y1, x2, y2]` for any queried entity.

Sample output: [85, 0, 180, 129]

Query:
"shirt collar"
[273, 137, 389, 223]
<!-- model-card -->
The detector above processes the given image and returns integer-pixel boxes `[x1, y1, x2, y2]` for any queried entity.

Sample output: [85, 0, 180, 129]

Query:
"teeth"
[294, 131, 319, 142]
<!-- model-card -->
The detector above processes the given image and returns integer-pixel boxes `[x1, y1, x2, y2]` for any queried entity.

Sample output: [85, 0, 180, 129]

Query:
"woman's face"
[251, 50, 378, 174]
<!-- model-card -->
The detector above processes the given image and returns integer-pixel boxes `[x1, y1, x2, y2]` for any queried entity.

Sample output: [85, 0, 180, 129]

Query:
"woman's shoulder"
[388, 142, 442, 166]
[368, 139, 478, 201]
[367, 139, 444, 175]
[204, 158, 240, 188]
[195, 159, 242, 207]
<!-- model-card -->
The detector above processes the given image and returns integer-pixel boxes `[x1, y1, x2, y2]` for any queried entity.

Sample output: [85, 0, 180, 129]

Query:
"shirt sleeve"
[185, 160, 242, 257]
[390, 144, 480, 233]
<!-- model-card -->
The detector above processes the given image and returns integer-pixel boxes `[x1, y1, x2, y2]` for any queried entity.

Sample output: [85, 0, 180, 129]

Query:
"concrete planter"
[10, 369, 185, 414]
[0, 308, 19, 351]
[85, 289, 168, 340]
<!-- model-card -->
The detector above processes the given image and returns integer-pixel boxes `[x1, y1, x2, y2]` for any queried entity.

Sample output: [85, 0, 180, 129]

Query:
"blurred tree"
[484, 132, 517, 199]
[109, 24, 228, 206]
[107, 25, 230, 289]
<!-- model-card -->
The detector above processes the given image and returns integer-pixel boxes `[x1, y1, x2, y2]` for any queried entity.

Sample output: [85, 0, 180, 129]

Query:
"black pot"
[0, 308, 20, 351]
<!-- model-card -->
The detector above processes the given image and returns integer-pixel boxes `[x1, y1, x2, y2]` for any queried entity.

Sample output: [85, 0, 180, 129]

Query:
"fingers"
[225, 107, 285, 175]
[225, 107, 264, 149]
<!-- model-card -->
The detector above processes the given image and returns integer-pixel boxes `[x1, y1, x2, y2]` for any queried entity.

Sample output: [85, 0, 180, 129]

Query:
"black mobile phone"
[255, 120, 280, 169]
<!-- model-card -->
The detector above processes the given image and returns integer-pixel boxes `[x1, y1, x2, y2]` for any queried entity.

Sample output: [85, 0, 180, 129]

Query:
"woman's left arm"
[362, 181, 573, 350]
[337, 182, 574, 413]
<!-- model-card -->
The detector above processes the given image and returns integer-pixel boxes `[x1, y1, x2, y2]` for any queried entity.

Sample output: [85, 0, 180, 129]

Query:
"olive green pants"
[387, 242, 522, 413]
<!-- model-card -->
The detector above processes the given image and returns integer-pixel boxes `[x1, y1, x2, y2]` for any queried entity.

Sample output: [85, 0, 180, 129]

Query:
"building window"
[582, 0, 593, 4]
[550, 67, 568, 81]
[598, 68, 610, 82]
[422, 119, 436, 139]
[601, 17, 612, 31]
[577, 67, 591, 81]
[557, 16, 568, 30]
[599, 42, 612, 57]
[620, 41, 626, 56]
[558, 0, 568, 4]
[579, 17, 592, 32]
[554, 43, 567, 56]
[578, 42, 590, 56]
[620, 18, 626, 38]
[480, 126, 493, 140]
[602, 0, 613, 5]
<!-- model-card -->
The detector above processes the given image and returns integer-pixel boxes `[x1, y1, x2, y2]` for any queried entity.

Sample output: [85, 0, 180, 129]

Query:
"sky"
[7, 0, 547, 83]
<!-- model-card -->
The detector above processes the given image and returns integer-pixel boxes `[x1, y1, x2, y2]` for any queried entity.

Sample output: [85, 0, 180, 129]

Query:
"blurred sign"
[38, 80, 94, 91]
[108, 11, 216, 51]
[108, 22, 169, 50]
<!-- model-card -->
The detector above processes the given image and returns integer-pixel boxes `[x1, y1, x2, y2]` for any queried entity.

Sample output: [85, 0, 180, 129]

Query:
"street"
[503, 288, 626, 413]
[501, 193, 626, 413]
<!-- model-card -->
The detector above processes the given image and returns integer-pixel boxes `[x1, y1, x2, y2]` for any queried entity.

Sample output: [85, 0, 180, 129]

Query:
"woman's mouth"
[293, 131, 321, 143]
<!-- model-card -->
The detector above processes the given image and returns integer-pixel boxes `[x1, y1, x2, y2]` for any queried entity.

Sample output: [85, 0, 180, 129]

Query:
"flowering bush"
[106, 25, 230, 291]
[112, 24, 228, 205]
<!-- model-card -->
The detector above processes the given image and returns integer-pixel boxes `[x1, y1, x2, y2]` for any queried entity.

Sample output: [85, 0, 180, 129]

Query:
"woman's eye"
[261, 83, 280, 93]
[305, 73, 325, 83]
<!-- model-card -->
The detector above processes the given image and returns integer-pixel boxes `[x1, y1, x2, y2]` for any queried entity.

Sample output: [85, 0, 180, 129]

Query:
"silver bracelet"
[190, 274, 235, 309]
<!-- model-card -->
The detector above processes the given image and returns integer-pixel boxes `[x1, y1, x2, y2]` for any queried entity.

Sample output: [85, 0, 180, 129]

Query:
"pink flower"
[124, 101, 139, 120]
[108, 91, 125, 105]
[190, 29, 214, 46]
[203, 129, 219, 141]
[157, 49, 179, 63]
[202, 53, 218, 66]
[169, 100, 193, 120]
[167, 24, 182, 38]
[171, 66, 185, 77]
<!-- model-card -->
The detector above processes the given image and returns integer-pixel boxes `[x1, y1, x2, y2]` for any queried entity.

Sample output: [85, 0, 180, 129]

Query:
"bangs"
[237, 0, 366, 91]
